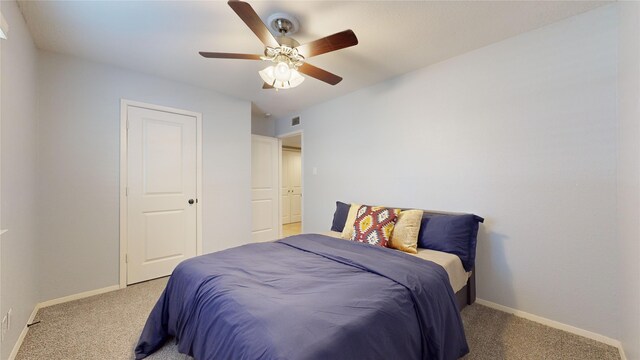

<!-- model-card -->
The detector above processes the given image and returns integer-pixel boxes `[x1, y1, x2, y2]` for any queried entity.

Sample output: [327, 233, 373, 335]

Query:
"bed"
[323, 230, 476, 311]
[135, 206, 482, 360]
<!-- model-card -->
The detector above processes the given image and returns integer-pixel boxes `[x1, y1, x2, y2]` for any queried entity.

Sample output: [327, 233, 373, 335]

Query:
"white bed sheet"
[323, 231, 470, 292]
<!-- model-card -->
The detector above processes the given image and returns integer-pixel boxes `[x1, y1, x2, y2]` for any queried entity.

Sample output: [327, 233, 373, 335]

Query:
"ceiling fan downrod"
[272, 18, 293, 35]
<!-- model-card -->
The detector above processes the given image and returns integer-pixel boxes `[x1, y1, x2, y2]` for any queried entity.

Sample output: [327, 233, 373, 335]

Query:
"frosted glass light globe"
[274, 61, 292, 82]
[258, 66, 304, 90]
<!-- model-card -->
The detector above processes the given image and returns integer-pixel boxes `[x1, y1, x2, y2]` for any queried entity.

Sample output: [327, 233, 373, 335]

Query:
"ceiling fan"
[199, 0, 358, 90]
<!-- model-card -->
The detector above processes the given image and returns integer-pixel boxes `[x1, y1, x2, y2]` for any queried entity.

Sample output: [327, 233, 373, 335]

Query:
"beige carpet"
[16, 277, 620, 360]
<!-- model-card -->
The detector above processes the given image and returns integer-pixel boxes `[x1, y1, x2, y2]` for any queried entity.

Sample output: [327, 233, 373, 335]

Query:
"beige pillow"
[340, 203, 361, 240]
[389, 209, 423, 254]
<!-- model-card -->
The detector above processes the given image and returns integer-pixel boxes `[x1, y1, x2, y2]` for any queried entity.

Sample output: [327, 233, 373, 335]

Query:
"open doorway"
[280, 132, 302, 237]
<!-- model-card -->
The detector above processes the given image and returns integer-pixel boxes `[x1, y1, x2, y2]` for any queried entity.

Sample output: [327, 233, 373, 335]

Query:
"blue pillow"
[330, 201, 351, 232]
[417, 213, 483, 272]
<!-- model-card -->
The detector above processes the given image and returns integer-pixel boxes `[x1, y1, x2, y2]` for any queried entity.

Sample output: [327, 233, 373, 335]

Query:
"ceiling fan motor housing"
[276, 35, 300, 48]
[267, 12, 300, 35]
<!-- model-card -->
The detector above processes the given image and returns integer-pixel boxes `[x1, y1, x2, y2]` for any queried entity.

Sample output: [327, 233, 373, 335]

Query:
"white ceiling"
[18, 1, 609, 118]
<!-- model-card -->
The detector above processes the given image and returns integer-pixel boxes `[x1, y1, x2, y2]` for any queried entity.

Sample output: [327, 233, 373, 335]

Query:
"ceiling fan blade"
[262, 82, 275, 89]
[227, 0, 279, 48]
[296, 30, 358, 58]
[298, 63, 342, 85]
[199, 52, 263, 60]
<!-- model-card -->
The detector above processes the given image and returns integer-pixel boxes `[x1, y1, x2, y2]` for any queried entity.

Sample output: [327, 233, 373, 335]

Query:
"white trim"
[278, 129, 303, 139]
[278, 130, 304, 233]
[0, 18, 3, 359]
[620, 347, 628, 360]
[8, 306, 37, 360]
[119, 99, 203, 289]
[119, 101, 127, 288]
[278, 138, 283, 238]
[8, 285, 120, 360]
[299, 133, 304, 232]
[475, 298, 626, 358]
[196, 111, 203, 255]
[38, 285, 121, 309]
[7, 288, 629, 359]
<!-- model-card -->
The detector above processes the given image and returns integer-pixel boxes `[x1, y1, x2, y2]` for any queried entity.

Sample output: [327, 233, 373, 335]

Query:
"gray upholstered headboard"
[405, 208, 484, 223]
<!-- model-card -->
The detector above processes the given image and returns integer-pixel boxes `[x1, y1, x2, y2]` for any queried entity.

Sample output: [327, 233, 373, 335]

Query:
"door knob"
[188, 199, 195, 205]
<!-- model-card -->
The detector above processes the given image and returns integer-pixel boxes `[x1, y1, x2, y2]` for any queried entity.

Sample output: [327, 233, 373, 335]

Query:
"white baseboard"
[8, 284, 120, 360]
[620, 347, 628, 360]
[6, 290, 629, 360]
[475, 298, 627, 360]
[8, 306, 38, 360]
[38, 285, 120, 308]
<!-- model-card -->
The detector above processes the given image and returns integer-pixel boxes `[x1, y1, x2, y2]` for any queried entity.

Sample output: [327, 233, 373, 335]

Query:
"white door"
[289, 151, 302, 223]
[281, 150, 292, 224]
[281, 149, 302, 224]
[251, 135, 280, 242]
[127, 106, 197, 284]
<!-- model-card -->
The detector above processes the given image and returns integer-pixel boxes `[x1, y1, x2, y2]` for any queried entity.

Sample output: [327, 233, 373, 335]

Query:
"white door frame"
[278, 130, 303, 237]
[0, 16, 4, 358]
[119, 99, 203, 288]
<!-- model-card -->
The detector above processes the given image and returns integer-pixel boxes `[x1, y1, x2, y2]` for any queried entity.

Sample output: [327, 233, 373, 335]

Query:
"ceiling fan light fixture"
[259, 66, 304, 90]
[258, 65, 276, 84]
[288, 69, 305, 87]
[200, 1, 357, 90]
[274, 61, 292, 81]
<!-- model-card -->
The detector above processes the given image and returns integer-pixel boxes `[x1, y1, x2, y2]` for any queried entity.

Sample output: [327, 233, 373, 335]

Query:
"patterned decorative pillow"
[351, 205, 401, 247]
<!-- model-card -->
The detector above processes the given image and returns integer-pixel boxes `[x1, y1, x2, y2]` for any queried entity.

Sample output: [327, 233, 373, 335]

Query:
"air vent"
[291, 116, 300, 126]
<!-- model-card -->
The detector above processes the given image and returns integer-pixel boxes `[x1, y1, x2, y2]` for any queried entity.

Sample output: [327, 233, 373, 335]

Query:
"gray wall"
[0, 1, 635, 356]
[276, 6, 621, 340]
[0, 1, 39, 359]
[37, 51, 252, 302]
[617, 2, 640, 359]
[251, 114, 276, 137]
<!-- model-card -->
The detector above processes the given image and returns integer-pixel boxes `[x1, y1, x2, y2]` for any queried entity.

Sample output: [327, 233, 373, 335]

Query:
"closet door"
[289, 151, 302, 223]
[282, 149, 302, 225]
[251, 135, 280, 242]
[127, 105, 197, 284]
[281, 150, 292, 224]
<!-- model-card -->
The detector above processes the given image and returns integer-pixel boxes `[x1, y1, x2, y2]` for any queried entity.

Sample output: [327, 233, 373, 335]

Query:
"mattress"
[324, 231, 470, 292]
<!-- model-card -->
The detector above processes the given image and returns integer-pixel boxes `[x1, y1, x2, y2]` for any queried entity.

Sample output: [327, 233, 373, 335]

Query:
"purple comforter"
[135, 234, 468, 360]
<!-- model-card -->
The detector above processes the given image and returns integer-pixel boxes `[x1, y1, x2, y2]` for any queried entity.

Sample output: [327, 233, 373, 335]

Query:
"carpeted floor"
[16, 277, 620, 360]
